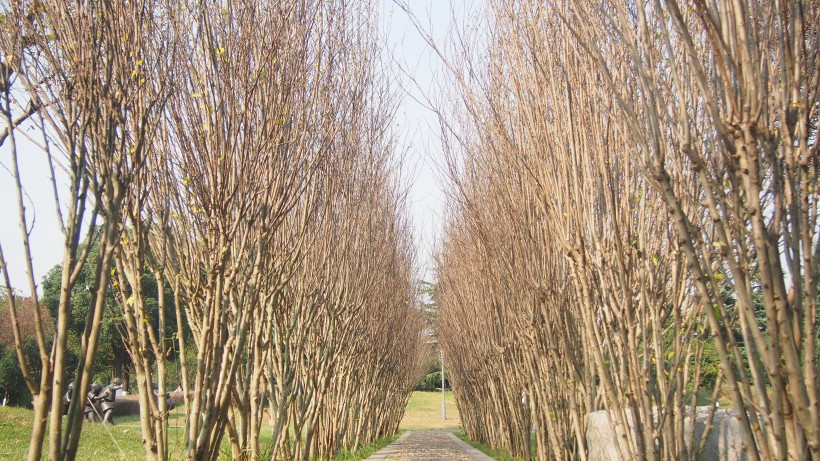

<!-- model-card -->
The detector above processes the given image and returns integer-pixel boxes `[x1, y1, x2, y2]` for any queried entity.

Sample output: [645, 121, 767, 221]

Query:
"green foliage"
[415, 355, 447, 391]
[419, 280, 439, 334]
[41, 235, 127, 383]
[40, 228, 183, 386]
[0, 342, 28, 406]
[416, 371, 442, 391]
[696, 339, 722, 389]
[716, 276, 767, 345]
[687, 276, 767, 391]
[0, 337, 80, 407]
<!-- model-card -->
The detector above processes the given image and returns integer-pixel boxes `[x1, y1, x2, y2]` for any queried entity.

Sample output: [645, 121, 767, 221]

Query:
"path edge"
[363, 431, 413, 460]
[446, 432, 496, 460]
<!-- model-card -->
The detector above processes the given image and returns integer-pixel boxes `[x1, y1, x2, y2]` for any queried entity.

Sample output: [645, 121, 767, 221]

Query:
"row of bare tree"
[0, 1, 424, 460]
[435, 1, 818, 460]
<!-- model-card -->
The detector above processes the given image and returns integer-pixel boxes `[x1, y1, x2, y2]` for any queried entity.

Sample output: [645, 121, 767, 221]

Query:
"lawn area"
[454, 431, 535, 461]
[0, 405, 189, 460]
[0, 405, 396, 460]
[399, 390, 461, 431]
[398, 392, 529, 461]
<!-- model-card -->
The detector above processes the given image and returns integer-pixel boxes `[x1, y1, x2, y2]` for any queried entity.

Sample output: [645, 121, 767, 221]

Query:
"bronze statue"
[154, 389, 176, 411]
[164, 392, 176, 411]
[62, 381, 74, 415]
[95, 378, 123, 425]
[84, 382, 102, 422]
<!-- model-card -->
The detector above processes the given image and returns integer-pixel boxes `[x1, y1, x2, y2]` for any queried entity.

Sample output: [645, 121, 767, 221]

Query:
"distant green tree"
[695, 274, 796, 390]
[0, 296, 79, 407]
[0, 337, 80, 407]
[41, 231, 181, 388]
[419, 280, 439, 336]
[415, 356, 448, 391]
[41, 233, 127, 385]
[0, 340, 29, 406]
[415, 280, 447, 391]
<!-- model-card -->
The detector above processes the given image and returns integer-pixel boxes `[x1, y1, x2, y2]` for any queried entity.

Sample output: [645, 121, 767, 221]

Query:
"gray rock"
[586, 406, 747, 460]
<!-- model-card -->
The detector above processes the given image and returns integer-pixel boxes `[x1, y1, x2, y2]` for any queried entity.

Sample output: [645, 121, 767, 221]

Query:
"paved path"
[365, 430, 494, 461]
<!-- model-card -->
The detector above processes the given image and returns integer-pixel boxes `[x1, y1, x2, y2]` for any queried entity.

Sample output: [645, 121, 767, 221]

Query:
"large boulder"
[586, 406, 747, 460]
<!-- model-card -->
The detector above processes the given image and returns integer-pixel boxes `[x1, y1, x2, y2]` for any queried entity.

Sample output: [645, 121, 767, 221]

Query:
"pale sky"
[0, 122, 67, 295]
[0, 1, 480, 295]
[382, 0, 461, 284]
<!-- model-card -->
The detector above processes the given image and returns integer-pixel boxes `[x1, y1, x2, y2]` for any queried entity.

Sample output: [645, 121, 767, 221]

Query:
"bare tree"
[1, 1, 169, 460]
[0, 2, 439, 461]
[432, 1, 771, 460]
[154, 1, 325, 458]
[565, 1, 820, 458]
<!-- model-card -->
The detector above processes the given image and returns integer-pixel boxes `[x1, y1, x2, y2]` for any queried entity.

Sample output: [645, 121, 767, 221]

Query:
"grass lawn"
[454, 431, 535, 461]
[0, 405, 183, 460]
[330, 434, 398, 461]
[398, 391, 534, 461]
[0, 405, 396, 460]
[0, 391, 464, 459]
[398, 390, 461, 431]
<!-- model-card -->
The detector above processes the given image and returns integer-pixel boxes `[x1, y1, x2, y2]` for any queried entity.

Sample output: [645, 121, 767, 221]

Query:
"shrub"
[415, 371, 443, 391]
[0, 340, 33, 407]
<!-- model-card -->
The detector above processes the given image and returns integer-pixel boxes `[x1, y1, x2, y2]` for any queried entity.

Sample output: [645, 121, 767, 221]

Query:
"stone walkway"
[365, 430, 495, 461]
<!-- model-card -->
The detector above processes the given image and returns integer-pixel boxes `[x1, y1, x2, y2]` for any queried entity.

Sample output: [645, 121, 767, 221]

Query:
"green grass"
[399, 391, 461, 430]
[330, 432, 401, 461]
[0, 405, 400, 460]
[0, 405, 184, 460]
[689, 384, 733, 408]
[454, 431, 535, 461]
